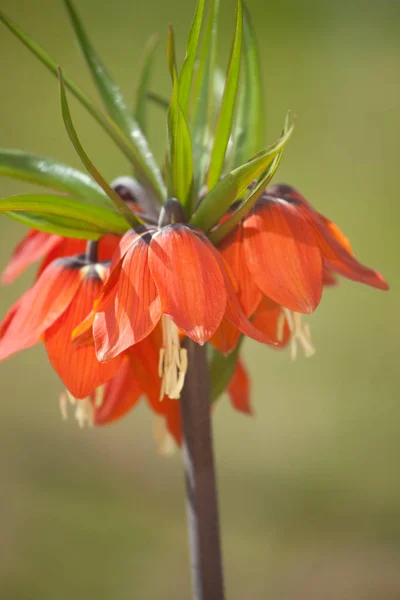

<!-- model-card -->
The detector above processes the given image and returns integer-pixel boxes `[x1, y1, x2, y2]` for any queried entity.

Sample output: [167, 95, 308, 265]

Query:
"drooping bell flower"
[216, 183, 389, 355]
[0, 246, 121, 398]
[88, 199, 279, 400]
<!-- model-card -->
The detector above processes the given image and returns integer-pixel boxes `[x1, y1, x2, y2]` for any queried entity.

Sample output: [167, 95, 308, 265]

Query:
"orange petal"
[251, 296, 290, 348]
[97, 234, 122, 262]
[268, 184, 388, 291]
[93, 354, 142, 425]
[210, 318, 241, 354]
[322, 268, 338, 287]
[243, 197, 323, 313]
[0, 258, 83, 361]
[148, 226, 227, 343]
[45, 271, 121, 399]
[208, 242, 279, 348]
[72, 310, 95, 347]
[1, 230, 61, 284]
[94, 233, 162, 361]
[108, 229, 143, 271]
[227, 359, 252, 415]
[165, 401, 182, 446]
[218, 224, 262, 316]
[37, 237, 86, 277]
[316, 214, 389, 290]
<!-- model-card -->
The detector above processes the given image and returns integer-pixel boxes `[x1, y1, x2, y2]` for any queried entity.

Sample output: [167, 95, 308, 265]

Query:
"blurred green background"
[0, 0, 399, 598]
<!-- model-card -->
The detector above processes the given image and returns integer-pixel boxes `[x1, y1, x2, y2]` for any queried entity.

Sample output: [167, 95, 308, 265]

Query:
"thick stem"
[180, 339, 225, 600]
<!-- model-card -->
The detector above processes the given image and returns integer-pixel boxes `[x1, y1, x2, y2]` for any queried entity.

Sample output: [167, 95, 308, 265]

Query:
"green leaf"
[190, 116, 294, 232]
[0, 149, 112, 208]
[191, 0, 220, 199]
[133, 34, 159, 136]
[58, 68, 139, 228]
[231, 4, 265, 168]
[0, 194, 130, 236]
[209, 342, 242, 403]
[209, 113, 292, 243]
[178, 0, 205, 117]
[166, 25, 178, 82]
[0, 10, 166, 202]
[207, 0, 243, 189]
[5, 211, 101, 239]
[166, 28, 193, 209]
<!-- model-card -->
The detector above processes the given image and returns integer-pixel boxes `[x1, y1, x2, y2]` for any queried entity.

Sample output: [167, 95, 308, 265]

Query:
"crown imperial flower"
[0, 2, 389, 596]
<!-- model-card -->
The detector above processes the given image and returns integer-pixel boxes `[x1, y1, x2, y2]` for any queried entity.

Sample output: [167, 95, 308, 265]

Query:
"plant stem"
[180, 339, 225, 600]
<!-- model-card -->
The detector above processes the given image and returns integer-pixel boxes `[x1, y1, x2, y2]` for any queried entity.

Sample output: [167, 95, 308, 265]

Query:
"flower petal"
[322, 268, 338, 287]
[210, 319, 241, 354]
[267, 184, 388, 291]
[243, 197, 323, 313]
[208, 243, 279, 348]
[0, 259, 83, 361]
[227, 359, 252, 415]
[93, 354, 142, 425]
[218, 224, 262, 316]
[315, 213, 389, 290]
[1, 230, 61, 284]
[94, 233, 162, 361]
[37, 237, 86, 277]
[148, 226, 227, 344]
[45, 271, 121, 398]
[251, 296, 290, 348]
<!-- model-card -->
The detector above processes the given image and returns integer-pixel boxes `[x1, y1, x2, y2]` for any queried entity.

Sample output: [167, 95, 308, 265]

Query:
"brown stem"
[180, 339, 225, 600]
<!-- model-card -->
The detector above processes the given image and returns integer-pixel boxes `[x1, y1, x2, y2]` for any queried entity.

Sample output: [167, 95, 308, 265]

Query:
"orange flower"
[0, 255, 121, 398]
[91, 219, 277, 399]
[215, 183, 389, 354]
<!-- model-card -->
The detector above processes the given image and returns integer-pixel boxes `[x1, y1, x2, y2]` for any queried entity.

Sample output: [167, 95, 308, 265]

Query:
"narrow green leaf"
[231, 4, 265, 168]
[0, 149, 112, 207]
[210, 113, 291, 243]
[5, 211, 101, 239]
[209, 342, 242, 403]
[166, 28, 193, 208]
[209, 154, 281, 244]
[191, 0, 220, 199]
[167, 25, 178, 82]
[190, 117, 294, 231]
[0, 194, 130, 235]
[58, 68, 139, 228]
[207, 0, 243, 189]
[133, 35, 159, 136]
[0, 10, 166, 202]
[62, 0, 165, 199]
[179, 0, 205, 117]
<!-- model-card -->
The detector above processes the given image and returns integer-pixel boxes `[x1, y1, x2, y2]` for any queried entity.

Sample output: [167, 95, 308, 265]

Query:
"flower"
[0, 251, 121, 398]
[215, 183, 389, 355]
[89, 200, 278, 400]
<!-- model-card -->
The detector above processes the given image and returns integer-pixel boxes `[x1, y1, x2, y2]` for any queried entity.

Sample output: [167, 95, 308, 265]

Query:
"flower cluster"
[0, 177, 388, 449]
[0, 1, 388, 452]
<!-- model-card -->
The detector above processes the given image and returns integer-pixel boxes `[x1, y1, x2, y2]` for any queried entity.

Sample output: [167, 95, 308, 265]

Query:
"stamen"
[59, 392, 68, 421]
[75, 397, 94, 428]
[58, 389, 95, 428]
[159, 315, 188, 400]
[282, 308, 316, 360]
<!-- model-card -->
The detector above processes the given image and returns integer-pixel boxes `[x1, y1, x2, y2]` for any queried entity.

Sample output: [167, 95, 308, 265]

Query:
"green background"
[0, 0, 399, 598]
